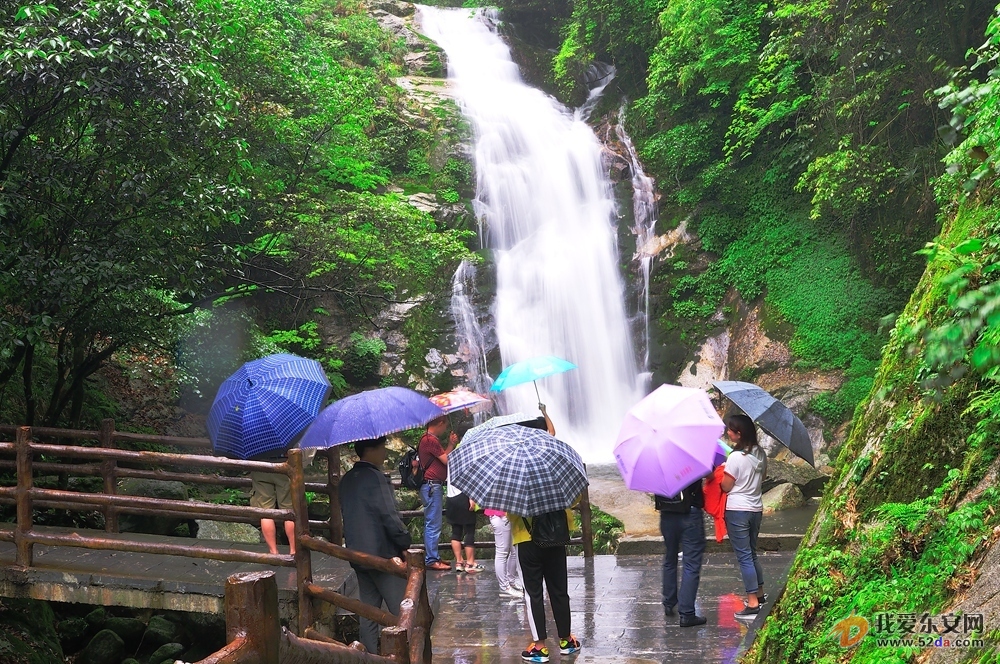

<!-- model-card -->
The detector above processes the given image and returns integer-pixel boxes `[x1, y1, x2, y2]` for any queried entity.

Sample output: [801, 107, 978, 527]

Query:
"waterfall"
[450, 260, 492, 401]
[614, 105, 658, 373]
[421, 6, 643, 461]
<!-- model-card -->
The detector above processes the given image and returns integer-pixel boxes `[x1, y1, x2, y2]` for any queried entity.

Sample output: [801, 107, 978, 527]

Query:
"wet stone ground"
[425, 551, 796, 664]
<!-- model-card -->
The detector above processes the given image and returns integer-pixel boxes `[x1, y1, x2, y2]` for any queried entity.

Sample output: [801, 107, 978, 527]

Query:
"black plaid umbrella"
[449, 424, 588, 517]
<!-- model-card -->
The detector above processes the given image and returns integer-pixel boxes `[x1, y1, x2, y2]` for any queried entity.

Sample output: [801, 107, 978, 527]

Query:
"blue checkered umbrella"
[208, 354, 330, 460]
[449, 425, 588, 517]
[299, 386, 445, 448]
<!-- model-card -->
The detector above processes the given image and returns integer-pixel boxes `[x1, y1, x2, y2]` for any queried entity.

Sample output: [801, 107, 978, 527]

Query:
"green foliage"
[589, 506, 625, 555]
[342, 333, 387, 386]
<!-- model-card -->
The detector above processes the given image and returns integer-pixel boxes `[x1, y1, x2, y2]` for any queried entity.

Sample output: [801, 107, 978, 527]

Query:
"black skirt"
[446, 492, 477, 526]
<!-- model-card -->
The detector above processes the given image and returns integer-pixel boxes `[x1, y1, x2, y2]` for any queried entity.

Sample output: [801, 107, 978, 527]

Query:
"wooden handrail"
[304, 583, 399, 626]
[27, 487, 294, 521]
[299, 534, 408, 578]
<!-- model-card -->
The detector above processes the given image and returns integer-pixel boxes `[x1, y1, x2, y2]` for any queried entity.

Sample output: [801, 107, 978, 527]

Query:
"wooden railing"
[0, 424, 430, 663]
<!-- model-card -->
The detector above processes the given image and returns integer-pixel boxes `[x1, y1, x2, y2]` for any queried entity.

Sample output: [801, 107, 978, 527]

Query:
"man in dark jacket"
[656, 477, 707, 627]
[339, 437, 412, 654]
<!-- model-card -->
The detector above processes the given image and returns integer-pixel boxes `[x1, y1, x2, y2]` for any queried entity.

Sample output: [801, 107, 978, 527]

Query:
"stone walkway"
[426, 550, 795, 663]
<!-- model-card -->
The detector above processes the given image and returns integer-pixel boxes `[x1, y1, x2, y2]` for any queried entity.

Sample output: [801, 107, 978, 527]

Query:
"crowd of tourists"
[330, 409, 767, 663]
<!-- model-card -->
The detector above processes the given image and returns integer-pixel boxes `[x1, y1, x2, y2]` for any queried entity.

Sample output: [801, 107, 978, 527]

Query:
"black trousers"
[517, 540, 570, 641]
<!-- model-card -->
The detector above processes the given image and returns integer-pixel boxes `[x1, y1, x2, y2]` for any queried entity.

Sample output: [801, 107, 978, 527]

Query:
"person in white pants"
[486, 509, 523, 598]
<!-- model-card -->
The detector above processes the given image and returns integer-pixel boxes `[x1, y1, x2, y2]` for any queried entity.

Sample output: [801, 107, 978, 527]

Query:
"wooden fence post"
[100, 418, 119, 533]
[579, 485, 594, 558]
[14, 426, 33, 567]
[225, 571, 280, 664]
[327, 448, 343, 545]
[288, 448, 313, 635]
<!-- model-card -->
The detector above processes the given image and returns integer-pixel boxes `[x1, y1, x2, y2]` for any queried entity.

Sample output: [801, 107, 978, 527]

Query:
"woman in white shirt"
[720, 413, 767, 620]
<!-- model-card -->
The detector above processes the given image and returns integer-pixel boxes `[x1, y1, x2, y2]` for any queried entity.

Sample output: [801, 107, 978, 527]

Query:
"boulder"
[141, 615, 180, 650]
[85, 607, 109, 630]
[762, 482, 805, 512]
[366, 0, 414, 16]
[57, 616, 90, 653]
[763, 458, 830, 497]
[147, 642, 186, 664]
[77, 629, 124, 664]
[105, 617, 146, 649]
[370, 11, 424, 51]
[195, 520, 262, 544]
[119, 480, 194, 536]
[407, 192, 439, 214]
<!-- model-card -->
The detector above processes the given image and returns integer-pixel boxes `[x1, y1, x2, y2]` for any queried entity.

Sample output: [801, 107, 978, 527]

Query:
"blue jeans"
[420, 482, 443, 564]
[725, 509, 763, 594]
[660, 507, 706, 616]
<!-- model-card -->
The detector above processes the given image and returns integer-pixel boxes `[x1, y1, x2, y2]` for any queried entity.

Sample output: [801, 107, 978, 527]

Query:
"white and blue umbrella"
[299, 386, 444, 448]
[208, 354, 331, 460]
[449, 424, 588, 517]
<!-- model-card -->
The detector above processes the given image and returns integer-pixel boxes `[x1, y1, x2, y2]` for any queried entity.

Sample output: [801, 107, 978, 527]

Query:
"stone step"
[616, 533, 802, 555]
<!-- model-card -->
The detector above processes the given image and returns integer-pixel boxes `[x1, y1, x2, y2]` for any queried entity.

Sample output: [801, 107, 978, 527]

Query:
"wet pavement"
[426, 550, 796, 663]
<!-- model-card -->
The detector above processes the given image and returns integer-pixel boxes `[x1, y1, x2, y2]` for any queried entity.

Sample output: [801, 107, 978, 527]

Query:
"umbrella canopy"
[449, 425, 588, 517]
[614, 384, 725, 497]
[208, 354, 331, 460]
[489, 356, 577, 392]
[712, 381, 815, 466]
[299, 386, 444, 449]
[462, 412, 533, 441]
[429, 389, 490, 414]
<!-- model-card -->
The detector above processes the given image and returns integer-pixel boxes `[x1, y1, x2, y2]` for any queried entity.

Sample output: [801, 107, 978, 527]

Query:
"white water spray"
[420, 6, 643, 461]
[450, 259, 492, 399]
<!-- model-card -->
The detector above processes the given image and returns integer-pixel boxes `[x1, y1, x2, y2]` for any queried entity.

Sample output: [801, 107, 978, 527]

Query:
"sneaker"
[464, 563, 485, 573]
[501, 586, 523, 599]
[426, 561, 451, 571]
[559, 636, 581, 655]
[734, 605, 760, 620]
[521, 644, 549, 662]
[510, 581, 524, 592]
[679, 614, 707, 628]
[743, 593, 769, 607]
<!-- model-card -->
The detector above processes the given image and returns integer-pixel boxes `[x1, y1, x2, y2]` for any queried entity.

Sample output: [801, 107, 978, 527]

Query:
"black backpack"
[398, 447, 425, 490]
[525, 510, 572, 547]
[655, 479, 704, 513]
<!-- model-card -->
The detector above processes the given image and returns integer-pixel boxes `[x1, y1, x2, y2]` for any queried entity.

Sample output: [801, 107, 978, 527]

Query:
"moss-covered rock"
[0, 598, 64, 664]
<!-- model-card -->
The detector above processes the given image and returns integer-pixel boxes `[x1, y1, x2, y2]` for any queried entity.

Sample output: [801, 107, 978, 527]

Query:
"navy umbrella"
[712, 380, 815, 466]
[208, 354, 331, 460]
[299, 386, 445, 448]
[449, 424, 588, 517]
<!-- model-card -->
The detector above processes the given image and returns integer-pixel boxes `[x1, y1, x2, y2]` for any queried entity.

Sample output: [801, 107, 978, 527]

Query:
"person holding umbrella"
[720, 413, 768, 620]
[419, 416, 457, 571]
[339, 437, 412, 654]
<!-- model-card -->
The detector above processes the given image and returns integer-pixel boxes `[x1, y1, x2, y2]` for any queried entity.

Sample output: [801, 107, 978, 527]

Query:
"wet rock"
[371, 11, 424, 51]
[405, 50, 446, 77]
[195, 520, 261, 544]
[366, 0, 414, 17]
[58, 616, 90, 653]
[104, 617, 146, 649]
[77, 629, 124, 664]
[762, 482, 805, 512]
[763, 459, 830, 497]
[147, 642, 186, 664]
[308, 499, 331, 521]
[119, 480, 194, 536]
[141, 615, 180, 650]
[677, 330, 730, 392]
[122, 659, 140, 664]
[408, 192, 439, 214]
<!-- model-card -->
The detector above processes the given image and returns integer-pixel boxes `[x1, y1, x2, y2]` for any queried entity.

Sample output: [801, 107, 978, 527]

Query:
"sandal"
[464, 563, 485, 573]
[455, 562, 466, 572]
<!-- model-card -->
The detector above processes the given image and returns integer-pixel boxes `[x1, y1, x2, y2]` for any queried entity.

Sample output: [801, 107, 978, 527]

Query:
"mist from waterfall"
[420, 6, 643, 461]
[450, 259, 492, 401]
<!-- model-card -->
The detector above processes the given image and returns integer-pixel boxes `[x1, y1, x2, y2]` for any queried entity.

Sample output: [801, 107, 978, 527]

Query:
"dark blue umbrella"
[208, 354, 331, 460]
[299, 386, 445, 448]
[712, 380, 815, 466]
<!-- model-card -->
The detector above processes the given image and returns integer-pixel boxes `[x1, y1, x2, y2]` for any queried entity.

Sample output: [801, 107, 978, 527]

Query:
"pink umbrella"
[614, 384, 725, 497]
[429, 389, 490, 414]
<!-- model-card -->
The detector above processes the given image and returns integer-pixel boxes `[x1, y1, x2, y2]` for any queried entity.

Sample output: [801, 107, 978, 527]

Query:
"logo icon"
[830, 613, 869, 648]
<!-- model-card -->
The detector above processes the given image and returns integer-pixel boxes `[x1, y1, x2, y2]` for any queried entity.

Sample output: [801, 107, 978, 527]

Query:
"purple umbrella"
[614, 384, 725, 497]
[299, 386, 444, 448]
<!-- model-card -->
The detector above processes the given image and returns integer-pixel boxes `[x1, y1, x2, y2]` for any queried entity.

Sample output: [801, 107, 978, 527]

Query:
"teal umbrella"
[489, 355, 577, 402]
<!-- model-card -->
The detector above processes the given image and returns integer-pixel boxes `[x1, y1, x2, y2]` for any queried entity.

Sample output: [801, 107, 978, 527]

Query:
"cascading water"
[450, 259, 492, 400]
[614, 105, 658, 375]
[420, 6, 643, 461]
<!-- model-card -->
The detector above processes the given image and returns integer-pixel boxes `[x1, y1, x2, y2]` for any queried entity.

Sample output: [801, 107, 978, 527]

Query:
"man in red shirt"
[419, 416, 457, 570]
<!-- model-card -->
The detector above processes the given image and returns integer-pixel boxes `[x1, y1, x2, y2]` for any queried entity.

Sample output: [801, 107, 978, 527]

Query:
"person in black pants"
[656, 477, 707, 627]
[339, 437, 412, 654]
[513, 511, 581, 663]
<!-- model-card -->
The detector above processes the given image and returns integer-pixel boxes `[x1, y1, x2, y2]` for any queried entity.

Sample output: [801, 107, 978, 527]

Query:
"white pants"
[490, 515, 520, 591]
